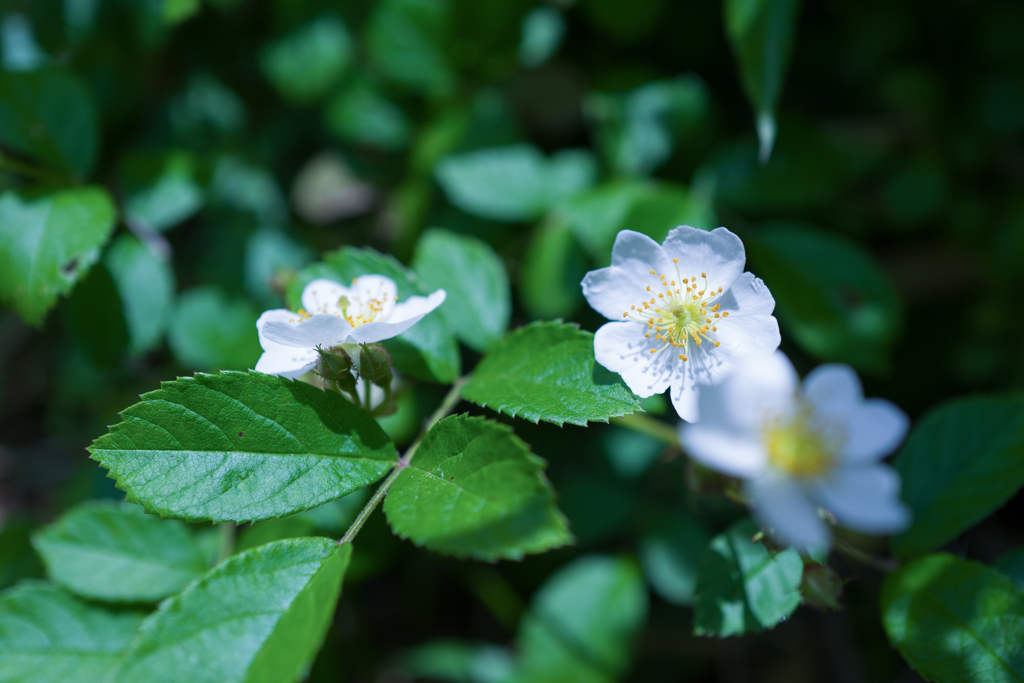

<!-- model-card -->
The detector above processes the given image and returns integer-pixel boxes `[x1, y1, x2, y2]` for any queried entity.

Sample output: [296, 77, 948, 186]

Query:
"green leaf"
[116, 539, 351, 683]
[639, 514, 711, 606]
[122, 151, 204, 233]
[995, 547, 1024, 591]
[0, 187, 117, 326]
[517, 7, 565, 69]
[235, 516, 317, 554]
[89, 371, 397, 523]
[384, 415, 571, 561]
[412, 229, 511, 352]
[747, 223, 902, 373]
[167, 285, 262, 371]
[462, 321, 643, 427]
[519, 220, 587, 320]
[289, 247, 459, 383]
[31, 501, 207, 603]
[514, 555, 648, 683]
[367, 0, 454, 97]
[210, 156, 288, 225]
[324, 82, 411, 151]
[892, 395, 1024, 559]
[724, 0, 802, 161]
[260, 16, 352, 104]
[693, 518, 803, 637]
[435, 145, 597, 223]
[0, 67, 98, 177]
[0, 582, 144, 683]
[585, 76, 710, 177]
[882, 553, 1024, 683]
[103, 234, 176, 355]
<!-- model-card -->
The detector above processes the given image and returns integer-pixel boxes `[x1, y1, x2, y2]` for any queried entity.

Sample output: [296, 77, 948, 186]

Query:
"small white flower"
[254, 275, 446, 378]
[582, 226, 781, 421]
[679, 351, 911, 550]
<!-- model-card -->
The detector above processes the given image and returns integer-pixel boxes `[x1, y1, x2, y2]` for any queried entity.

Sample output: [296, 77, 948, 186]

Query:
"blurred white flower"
[582, 226, 781, 421]
[254, 275, 446, 378]
[679, 351, 911, 550]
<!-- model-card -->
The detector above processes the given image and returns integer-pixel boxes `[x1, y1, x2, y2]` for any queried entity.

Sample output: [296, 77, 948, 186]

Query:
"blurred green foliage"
[1, 0, 1023, 680]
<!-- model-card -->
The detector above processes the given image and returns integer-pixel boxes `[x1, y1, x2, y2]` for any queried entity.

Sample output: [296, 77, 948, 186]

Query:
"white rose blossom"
[582, 226, 781, 422]
[680, 350, 911, 550]
[254, 275, 446, 379]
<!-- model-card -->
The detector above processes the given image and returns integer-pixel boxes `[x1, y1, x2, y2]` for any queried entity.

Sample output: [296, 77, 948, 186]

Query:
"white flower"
[254, 275, 446, 379]
[679, 351, 911, 550]
[581, 226, 781, 421]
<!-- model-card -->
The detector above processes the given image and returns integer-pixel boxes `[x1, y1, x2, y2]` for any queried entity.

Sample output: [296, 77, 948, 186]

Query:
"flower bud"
[316, 345, 357, 394]
[357, 343, 392, 387]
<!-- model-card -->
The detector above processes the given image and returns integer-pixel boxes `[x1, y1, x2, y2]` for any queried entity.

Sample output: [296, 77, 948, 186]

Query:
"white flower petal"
[747, 474, 831, 550]
[302, 279, 350, 316]
[593, 321, 674, 398]
[262, 313, 354, 348]
[670, 381, 700, 422]
[582, 230, 674, 321]
[662, 226, 746, 293]
[346, 289, 446, 344]
[350, 274, 398, 320]
[254, 347, 318, 379]
[705, 350, 799, 433]
[813, 464, 910, 534]
[841, 399, 909, 463]
[680, 424, 767, 477]
[803, 364, 862, 416]
[669, 342, 735, 422]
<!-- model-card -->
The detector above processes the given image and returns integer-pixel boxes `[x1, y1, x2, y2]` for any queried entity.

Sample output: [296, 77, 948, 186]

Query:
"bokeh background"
[1, 0, 1023, 681]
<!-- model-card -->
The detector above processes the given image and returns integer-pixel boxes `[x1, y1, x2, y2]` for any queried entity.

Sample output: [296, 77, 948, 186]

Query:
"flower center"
[622, 259, 729, 361]
[294, 277, 395, 327]
[764, 409, 839, 478]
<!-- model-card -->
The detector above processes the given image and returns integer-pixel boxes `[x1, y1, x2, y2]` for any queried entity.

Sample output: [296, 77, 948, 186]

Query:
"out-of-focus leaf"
[325, 83, 411, 151]
[0, 187, 116, 326]
[260, 16, 352, 104]
[519, 220, 587, 319]
[517, 7, 564, 68]
[892, 395, 1024, 559]
[0, 524, 44, 590]
[724, 0, 802, 161]
[89, 371, 398, 523]
[436, 145, 596, 222]
[747, 223, 902, 372]
[412, 228, 510, 352]
[116, 539, 351, 683]
[210, 156, 288, 225]
[462, 321, 643, 427]
[244, 227, 312, 307]
[0, 67, 98, 178]
[169, 74, 246, 138]
[122, 151, 204, 233]
[288, 247, 460, 383]
[995, 547, 1024, 590]
[367, 0, 454, 97]
[104, 234, 175, 354]
[693, 518, 803, 636]
[585, 76, 710, 177]
[31, 501, 206, 603]
[167, 285, 262, 371]
[882, 553, 1024, 683]
[602, 428, 662, 479]
[640, 514, 710, 605]
[560, 180, 716, 261]
[290, 151, 376, 225]
[0, 582, 144, 683]
[1, 13, 47, 71]
[162, 0, 200, 24]
[64, 261, 130, 366]
[384, 415, 571, 561]
[513, 555, 648, 683]
[394, 641, 516, 683]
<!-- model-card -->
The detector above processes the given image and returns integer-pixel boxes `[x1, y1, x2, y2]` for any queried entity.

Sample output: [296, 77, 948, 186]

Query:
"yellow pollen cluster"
[764, 408, 839, 478]
[622, 261, 727, 361]
[296, 278, 396, 327]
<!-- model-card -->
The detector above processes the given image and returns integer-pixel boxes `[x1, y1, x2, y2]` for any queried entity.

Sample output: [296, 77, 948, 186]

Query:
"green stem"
[0, 153, 67, 183]
[339, 377, 467, 544]
[216, 522, 236, 563]
[611, 413, 680, 447]
[834, 539, 899, 573]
